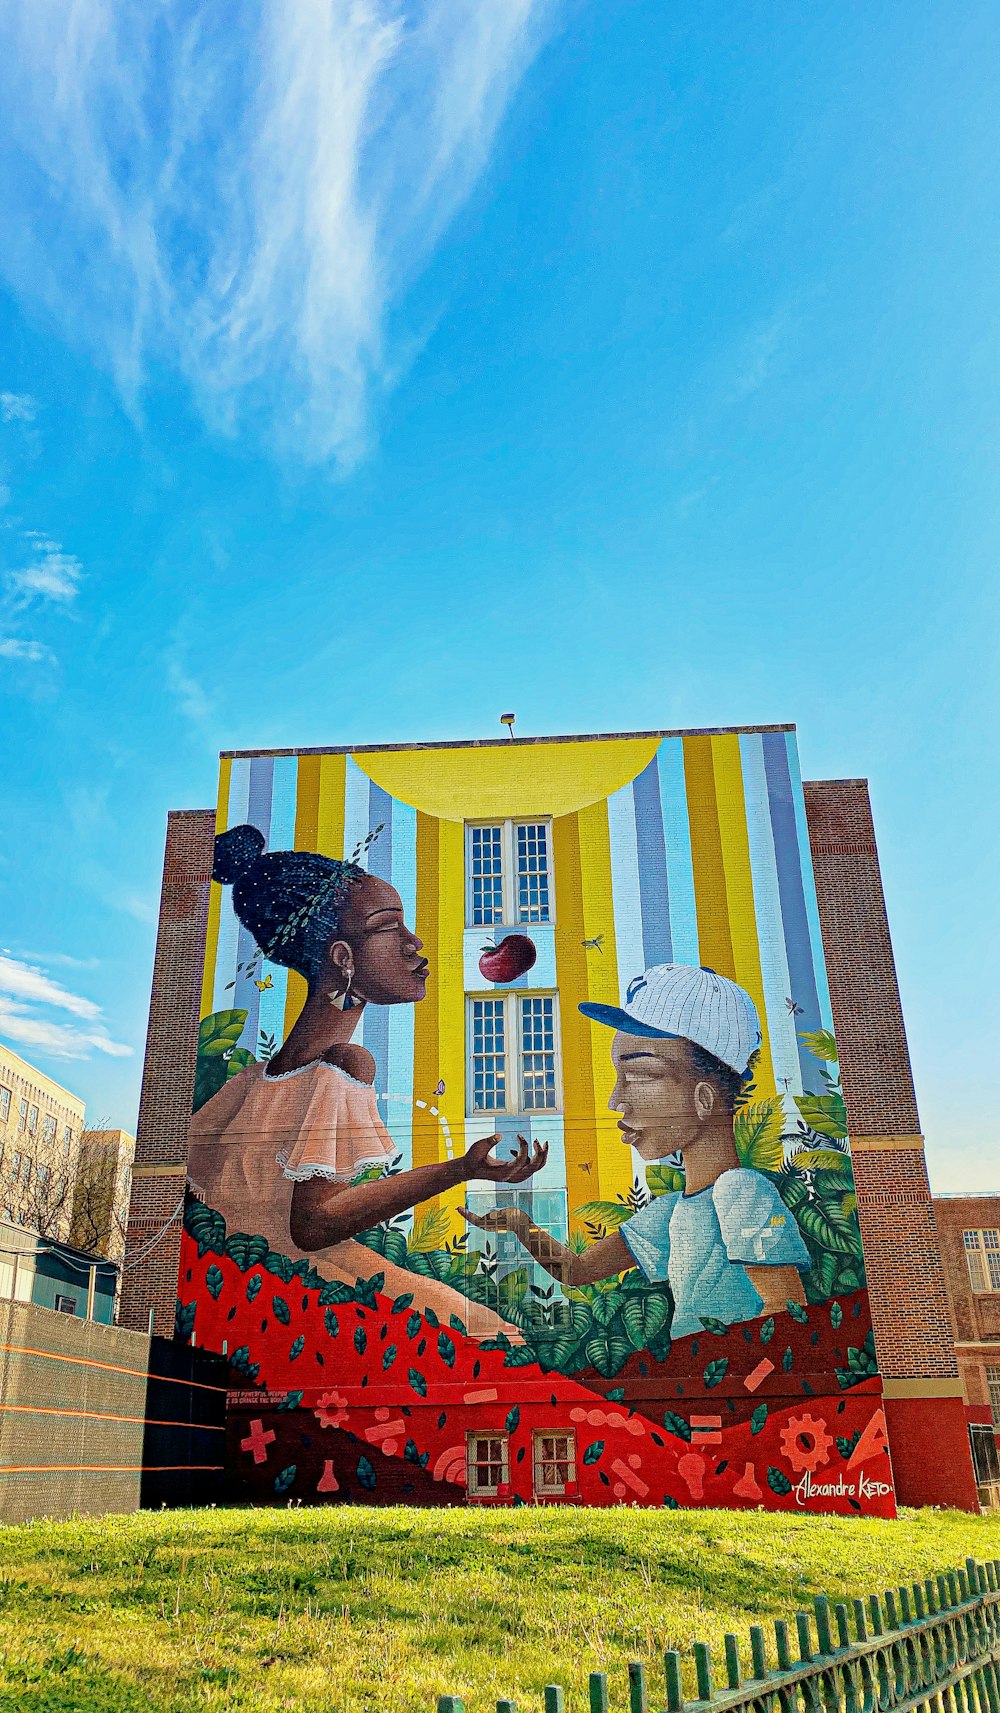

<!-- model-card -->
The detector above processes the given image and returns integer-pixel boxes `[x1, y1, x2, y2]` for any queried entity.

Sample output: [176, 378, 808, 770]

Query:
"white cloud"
[0, 638, 53, 662]
[0, 1, 554, 464]
[0, 954, 131, 1061]
[10, 545, 82, 603]
[729, 314, 787, 402]
[0, 391, 35, 423]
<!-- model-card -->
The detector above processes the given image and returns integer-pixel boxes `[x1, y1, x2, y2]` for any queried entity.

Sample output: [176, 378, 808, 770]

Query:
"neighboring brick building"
[932, 1194, 1000, 1503]
[122, 725, 977, 1512]
[0, 1044, 86, 1246]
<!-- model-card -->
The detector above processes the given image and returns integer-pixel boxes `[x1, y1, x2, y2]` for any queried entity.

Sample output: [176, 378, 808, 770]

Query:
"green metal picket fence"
[438, 1558, 1000, 1713]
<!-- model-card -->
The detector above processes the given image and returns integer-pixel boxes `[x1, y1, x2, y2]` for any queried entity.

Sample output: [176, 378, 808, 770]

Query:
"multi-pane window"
[18, 1100, 27, 1133]
[471, 998, 507, 1112]
[469, 994, 560, 1114]
[0, 1086, 9, 1122]
[27, 1105, 38, 1135]
[467, 1433, 509, 1497]
[964, 1231, 1000, 1293]
[987, 1367, 1000, 1429]
[37, 1164, 51, 1191]
[42, 1115, 56, 1144]
[11, 1152, 21, 1181]
[533, 1432, 576, 1496]
[467, 821, 552, 926]
[63, 1126, 73, 1155]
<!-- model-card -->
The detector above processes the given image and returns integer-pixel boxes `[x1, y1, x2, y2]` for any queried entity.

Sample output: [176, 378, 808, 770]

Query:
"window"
[970, 1424, 1000, 1486]
[27, 1105, 38, 1135]
[63, 1126, 73, 1155]
[467, 821, 552, 926]
[987, 1368, 1000, 1429]
[54, 1294, 77, 1316]
[533, 1432, 576, 1496]
[467, 1433, 509, 1497]
[468, 994, 560, 1114]
[37, 1164, 51, 1191]
[11, 1152, 21, 1181]
[0, 1086, 9, 1122]
[42, 1115, 56, 1144]
[18, 1099, 27, 1133]
[964, 1231, 1000, 1293]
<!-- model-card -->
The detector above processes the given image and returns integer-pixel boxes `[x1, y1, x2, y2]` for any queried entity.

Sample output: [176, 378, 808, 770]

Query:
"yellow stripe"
[282, 755, 347, 1037]
[436, 819, 467, 1235]
[711, 735, 775, 1098]
[411, 813, 440, 1173]
[552, 813, 598, 1235]
[577, 798, 630, 1204]
[200, 758, 231, 1019]
[683, 735, 736, 979]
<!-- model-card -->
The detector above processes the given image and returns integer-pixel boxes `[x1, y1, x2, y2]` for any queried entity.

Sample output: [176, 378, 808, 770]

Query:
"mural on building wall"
[178, 730, 893, 1515]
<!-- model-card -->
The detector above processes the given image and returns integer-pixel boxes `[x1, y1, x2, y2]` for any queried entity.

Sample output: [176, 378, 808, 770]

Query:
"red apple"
[478, 934, 537, 983]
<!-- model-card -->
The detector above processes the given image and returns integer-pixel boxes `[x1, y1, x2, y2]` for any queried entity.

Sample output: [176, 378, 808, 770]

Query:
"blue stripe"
[236, 756, 275, 1049]
[212, 759, 250, 1014]
[785, 732, 834, 1030]
[607, 782, 644, 1001]
[364, 781, 393, 1107]
[739, 733, 801, 1097]
[762, 731, 821, 1090]
[386, 799, 417, 1169]
[633, 756, 672, 966]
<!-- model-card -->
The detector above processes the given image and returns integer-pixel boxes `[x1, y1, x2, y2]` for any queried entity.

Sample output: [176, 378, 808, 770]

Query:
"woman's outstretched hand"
[460, 1132, 548, 1185]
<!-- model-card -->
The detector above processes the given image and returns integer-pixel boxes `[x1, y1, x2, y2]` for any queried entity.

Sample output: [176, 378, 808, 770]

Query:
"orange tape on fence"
[0, 1464, 225, 1476]
[0, 1402, 225, 1430]
[0, 1341, 226, 1392]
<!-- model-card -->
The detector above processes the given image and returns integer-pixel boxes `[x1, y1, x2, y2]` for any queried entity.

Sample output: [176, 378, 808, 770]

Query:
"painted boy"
[465, 964, 808, 1338]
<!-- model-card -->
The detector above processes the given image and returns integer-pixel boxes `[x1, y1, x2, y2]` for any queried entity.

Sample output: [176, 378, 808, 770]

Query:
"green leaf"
[357, 1456, 377, 1492]
[582, 1440, 605, 1465]
[449, 1313, 468, 1336]
[391, 1292, 414, 1314]
[382, 1344, 397, 1370]
[354, 1325, 367, 1355]
[183, 1201, 226, 1259]
[703, 1357, 729, 1390]
[408, 1368, 428, 1397]
[437, 1331, 456, 1369]
[246, 1273, 262, 1303]
[277, 1391, 303, 1411]
[289, 1335, 304, 1361]
[788, 1148, 851, 1172]
[645, 1163, 685, 1197]
[583, 1333, 632, 1378]
[423, 1306, 440, 1328]
[273, 1465, 297, 1495]
[766, 1466, 792, 1495]
[793, 1091, 848, 1141]
[785, 1301, 809, 1324]
[175, 1299, 196, 1341]
[205, 1265, 225, 1301]
[318, 1279, 356, 1306]
[700, 1316, 730, 1336]
[750, 1403, 768, 1436]
[198, 1009, 249, 1054]
[778, 1175, 862, 1257]
[830, 1301, 843, 1330]
[621, 1291, 670, 1352]
[264, 1251, 295, 1283]
[224, 1232, 270, 1271]
[272, 1294, 291, 1325]
[782, 1347, 794, 1372]
[799, 1028, 840, 1063]
[405, 1312, 422, 1340]
[505, 1406, 520, 1432]
[572, 1199, 635, 1232]
[733, 1098, 787, 1171]
[324, 1309, 339, 1338]
[663, 1411, 692, 1442]
[759, 1317, 775, 1345]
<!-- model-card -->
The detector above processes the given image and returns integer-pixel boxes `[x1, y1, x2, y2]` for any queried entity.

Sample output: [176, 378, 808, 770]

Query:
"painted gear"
[779, 1413, 834, 1474]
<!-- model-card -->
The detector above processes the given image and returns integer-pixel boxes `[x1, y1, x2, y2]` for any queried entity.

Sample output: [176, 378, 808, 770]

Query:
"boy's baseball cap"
[579, 963, 761, 1075]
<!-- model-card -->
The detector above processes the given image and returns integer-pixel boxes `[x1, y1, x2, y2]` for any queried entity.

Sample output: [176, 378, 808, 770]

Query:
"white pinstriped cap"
[579, 963, 762, 1074]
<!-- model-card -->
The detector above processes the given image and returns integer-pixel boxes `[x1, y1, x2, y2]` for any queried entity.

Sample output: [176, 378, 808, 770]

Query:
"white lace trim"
[262, 1057, 372, 1091]
[277, 1150, 390, 1184]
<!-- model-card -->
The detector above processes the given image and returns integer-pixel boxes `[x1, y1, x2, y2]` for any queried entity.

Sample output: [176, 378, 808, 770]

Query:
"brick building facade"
[121, 728, 977, 1511]
[931, 1193, 1000, 1503]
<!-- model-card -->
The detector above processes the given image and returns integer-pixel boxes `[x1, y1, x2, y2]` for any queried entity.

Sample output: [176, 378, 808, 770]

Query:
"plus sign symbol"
[240, 1418, 276, 1464]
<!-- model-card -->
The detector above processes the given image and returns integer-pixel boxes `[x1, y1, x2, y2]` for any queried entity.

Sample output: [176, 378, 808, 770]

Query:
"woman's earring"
[330, 969, 354, 1011]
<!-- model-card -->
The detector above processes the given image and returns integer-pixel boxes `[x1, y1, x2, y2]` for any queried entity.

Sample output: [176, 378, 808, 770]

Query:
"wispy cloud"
[0, 953, 131, 1061]
[0, 1, 554, 464]
[0, 391, 35, 423]
[728, 314, 788, 402]
[10, 544, 83, 603]
[0, 638, 53, 663]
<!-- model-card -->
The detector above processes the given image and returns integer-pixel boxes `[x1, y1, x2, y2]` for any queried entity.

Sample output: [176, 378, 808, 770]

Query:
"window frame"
[964, 1230, 1000, 1294]
[41, 1114, 57, 1145]
[54, 1294, 77, 1316]
[467, 990, 562, 1117]
[0, 1086, 10, 1123]
[466, 1432, 510, 1499]
[465, 819, 554, 928]
[987, 1366, 1000, 1430]
[533, 1430, 577, 1497]
[27, 1105, 38, 1135]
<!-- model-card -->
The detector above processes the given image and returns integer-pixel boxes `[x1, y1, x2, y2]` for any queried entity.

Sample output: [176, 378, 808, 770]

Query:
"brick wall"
[932, 1195, 1000, 1427]
[119, 810, 215, 1336]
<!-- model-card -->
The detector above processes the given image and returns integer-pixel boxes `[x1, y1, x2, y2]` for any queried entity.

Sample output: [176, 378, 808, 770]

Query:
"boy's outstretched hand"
[460, 1132, 548, 1185]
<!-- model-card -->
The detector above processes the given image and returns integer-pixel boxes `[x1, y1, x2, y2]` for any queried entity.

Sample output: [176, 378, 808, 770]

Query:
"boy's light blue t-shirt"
[620, 1168, 810, 1339]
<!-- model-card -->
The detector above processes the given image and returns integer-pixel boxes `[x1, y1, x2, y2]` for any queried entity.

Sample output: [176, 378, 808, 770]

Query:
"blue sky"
[0, 1, 996, 1191]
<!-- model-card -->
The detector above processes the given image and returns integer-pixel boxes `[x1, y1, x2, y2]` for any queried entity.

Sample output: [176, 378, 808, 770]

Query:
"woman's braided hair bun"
[213, 824, 266, 886]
